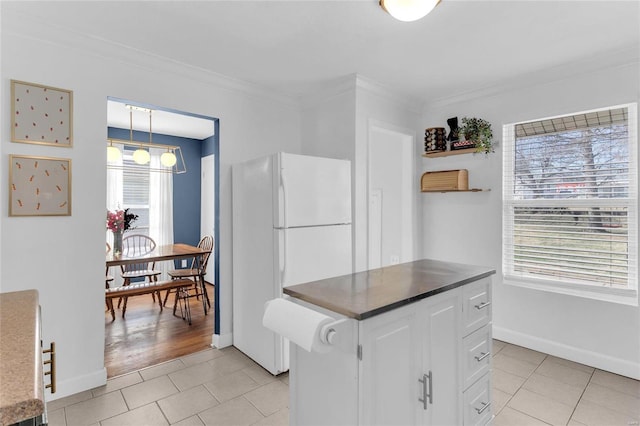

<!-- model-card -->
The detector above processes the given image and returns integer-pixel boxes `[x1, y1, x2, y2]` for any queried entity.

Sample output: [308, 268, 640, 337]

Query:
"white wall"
[301, 76, 422, 272]
[354, 79, 422, 271]
[421, 61, 640, 379]
[1, 7, 301, 399]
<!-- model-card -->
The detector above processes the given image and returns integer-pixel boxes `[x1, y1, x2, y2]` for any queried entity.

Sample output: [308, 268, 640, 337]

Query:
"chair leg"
[163, 288, 173, 307]
[156, 290, 163, 311]
[121, 296, 128, 318]
[107, 298, 115, 321]
[118, 278, 130, 308]
[174, 287, 191, 325]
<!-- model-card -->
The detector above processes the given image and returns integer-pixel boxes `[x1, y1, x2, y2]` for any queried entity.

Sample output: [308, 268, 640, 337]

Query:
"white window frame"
[502, 103, 638, 306]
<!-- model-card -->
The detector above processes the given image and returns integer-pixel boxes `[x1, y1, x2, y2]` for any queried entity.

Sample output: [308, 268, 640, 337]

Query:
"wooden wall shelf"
[421, 188, 490, 193]
[422, 148, 477, 158]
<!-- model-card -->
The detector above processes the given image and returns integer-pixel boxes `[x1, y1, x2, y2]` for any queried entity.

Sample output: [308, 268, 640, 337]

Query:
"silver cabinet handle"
[474, 352, 490, 362]
[426, 371, 433, 405]
[474, 301, 491, 310]
[475, 401, 490, 414]
[418, 374, 428, 410]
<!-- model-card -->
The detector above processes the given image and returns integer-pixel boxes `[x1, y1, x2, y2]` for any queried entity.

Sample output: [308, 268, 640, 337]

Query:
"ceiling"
[6, 1, 639, 138]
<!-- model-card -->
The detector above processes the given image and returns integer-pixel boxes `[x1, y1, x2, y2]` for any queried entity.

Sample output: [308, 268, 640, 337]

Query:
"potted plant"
[458, 117, 495, 154]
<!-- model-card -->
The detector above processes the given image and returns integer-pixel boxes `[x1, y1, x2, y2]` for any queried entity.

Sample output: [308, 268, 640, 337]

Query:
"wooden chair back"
[121, 234, 157, 273]
[194, 235, 214, 273]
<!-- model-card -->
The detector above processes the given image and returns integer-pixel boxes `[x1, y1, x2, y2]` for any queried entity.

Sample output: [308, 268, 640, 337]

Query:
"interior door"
[201, 155, 215, 273]
[276, 153, 351, 228]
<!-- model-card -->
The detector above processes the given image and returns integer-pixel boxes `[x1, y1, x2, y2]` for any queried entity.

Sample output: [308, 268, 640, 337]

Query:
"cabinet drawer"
[462, 278, 491, 336]
[462, 324, 491, 390]
[463, 373, 492, 426]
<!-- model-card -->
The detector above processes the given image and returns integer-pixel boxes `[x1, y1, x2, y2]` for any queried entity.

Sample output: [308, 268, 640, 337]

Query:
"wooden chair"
[164, 235, 214, 311]
[106, 242, 114, 288]
[119, 234, 162, 306]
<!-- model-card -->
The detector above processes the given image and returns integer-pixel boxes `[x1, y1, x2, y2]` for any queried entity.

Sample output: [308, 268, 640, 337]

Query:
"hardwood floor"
[104, 285, 214, 378]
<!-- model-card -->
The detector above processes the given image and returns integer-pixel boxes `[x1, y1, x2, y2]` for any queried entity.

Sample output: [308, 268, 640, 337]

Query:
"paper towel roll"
[263, 298, 334, 353]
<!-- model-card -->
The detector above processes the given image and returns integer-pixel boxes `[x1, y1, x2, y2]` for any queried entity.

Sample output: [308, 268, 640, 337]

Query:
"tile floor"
[47, 340, 640, 426]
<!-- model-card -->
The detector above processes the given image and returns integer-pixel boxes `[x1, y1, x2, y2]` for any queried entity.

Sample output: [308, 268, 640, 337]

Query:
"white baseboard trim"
[493, 325, 640, 380]
[212, 332, 233, 349]
[46, 368, 107, 401]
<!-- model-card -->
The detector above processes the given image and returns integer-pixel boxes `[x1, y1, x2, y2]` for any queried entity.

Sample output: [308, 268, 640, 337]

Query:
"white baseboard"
[46, 368, 107, 401]
[212, 332, 233, 349]
[493, 325, 640, 380]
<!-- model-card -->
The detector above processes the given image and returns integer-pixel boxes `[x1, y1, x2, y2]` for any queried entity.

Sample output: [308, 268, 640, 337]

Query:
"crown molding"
[2, 8, 299, 109]
[299, 73, 424, 113]
[425, 45, 640, 110]
[355, 74, 423, 114]
[298, 74, 358, 110]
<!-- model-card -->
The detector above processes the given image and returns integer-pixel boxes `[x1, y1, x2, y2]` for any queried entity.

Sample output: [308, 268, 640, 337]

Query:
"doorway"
[368, 122, 415, 269]
[105, 98, 220, 377]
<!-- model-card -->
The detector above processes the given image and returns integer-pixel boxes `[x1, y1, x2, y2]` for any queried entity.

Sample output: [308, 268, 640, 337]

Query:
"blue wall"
[107, 127, 208, 247]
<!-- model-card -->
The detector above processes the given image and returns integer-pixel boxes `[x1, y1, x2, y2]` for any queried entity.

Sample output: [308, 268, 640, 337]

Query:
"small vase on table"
[112, 230, 123, 255]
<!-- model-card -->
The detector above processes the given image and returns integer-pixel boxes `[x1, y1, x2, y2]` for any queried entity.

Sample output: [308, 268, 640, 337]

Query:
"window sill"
[503, 276, 638, 306]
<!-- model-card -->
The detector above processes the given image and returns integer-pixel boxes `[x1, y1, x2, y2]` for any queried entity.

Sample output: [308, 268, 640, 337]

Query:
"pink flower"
[106, 209, 138, 232]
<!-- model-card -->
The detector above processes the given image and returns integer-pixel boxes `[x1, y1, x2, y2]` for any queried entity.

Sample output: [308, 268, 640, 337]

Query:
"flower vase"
[113, 231, 123, 255]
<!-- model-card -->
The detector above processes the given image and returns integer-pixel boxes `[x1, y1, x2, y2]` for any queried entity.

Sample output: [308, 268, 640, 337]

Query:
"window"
[503, 104, 638, 304]
[122, 150, 150, 235]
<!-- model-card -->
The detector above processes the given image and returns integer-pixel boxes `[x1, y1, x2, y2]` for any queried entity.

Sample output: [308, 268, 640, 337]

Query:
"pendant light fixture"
[132, 107, 150, 165]
[380, 0, 441, 22]
[107, 103, 187, 174]
[161, 149, 178, 167]
[106, 140, 121, 162]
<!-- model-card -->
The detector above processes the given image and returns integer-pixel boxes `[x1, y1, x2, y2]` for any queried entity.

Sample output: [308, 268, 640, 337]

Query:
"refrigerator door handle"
[279, 229, 287, 286]
[280, 168, 288, 229]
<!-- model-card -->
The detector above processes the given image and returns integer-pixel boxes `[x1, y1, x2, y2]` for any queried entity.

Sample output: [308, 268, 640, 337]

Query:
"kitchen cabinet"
[284, 259, 495, 426]
[360, 289, 460, 425]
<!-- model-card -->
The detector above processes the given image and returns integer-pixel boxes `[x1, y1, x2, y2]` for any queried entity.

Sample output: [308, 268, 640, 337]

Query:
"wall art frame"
[11, 79, 73, 147]
[9, 154, 72, 217]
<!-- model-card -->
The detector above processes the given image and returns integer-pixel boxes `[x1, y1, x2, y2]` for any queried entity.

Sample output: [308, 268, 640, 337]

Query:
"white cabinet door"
[359, 306, 422, 426]
[418, 291, 462, 426]
[360, 290, 462, 426]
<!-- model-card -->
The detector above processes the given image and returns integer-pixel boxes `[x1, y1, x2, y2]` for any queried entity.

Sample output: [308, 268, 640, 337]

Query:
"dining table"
[106, 243, 211, 315]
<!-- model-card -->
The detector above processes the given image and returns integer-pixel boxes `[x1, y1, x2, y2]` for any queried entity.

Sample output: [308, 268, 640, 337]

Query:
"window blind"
[503, 104, 637, 291]
[122, 153, 150, 233]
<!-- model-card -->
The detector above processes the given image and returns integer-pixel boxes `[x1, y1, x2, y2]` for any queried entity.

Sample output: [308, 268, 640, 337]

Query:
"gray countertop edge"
[284, 269, 496, 320]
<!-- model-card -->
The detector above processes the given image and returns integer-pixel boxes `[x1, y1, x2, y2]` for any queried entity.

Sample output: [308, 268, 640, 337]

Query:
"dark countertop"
[283, 258, 496, 320]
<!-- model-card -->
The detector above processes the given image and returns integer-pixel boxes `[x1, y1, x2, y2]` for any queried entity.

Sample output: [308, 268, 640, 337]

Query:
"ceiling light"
[133, 148, 151, 165]
[107, 103, 187, 174]
[380, 0, 441, 22]
[107, 141, 121, 162]
[161, 150, 177, 167]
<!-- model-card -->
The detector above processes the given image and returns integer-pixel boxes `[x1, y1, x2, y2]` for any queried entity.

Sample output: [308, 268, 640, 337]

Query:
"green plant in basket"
[458, 117, 495, 154]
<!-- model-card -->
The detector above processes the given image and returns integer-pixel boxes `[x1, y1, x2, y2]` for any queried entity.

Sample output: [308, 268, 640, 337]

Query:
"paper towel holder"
[319, 319, 349, 345]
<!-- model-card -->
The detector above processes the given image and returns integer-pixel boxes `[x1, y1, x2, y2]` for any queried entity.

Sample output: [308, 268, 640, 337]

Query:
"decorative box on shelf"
[451, 139, 476, 150]
[421, 169, 469, 192]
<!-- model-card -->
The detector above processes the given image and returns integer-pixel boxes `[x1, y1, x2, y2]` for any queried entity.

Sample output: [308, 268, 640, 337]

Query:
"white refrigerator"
[232, 152, 352, 375]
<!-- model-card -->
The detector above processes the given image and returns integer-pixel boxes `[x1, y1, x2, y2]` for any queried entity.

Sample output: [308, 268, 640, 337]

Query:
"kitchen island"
[283, 258, 496, 426]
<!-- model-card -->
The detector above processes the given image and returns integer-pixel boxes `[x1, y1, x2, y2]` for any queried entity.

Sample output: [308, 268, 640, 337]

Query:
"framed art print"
[9, 155, 72, 216]
[11, 80, 73, 147]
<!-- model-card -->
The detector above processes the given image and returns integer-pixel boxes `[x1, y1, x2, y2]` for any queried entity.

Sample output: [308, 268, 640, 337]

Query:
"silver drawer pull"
[418, 371, 433, 410]
[418, 374, 428, 410]
[474, 351, 490, 362]
[475, 401, 490, 415]
[474, 301, 491, 310]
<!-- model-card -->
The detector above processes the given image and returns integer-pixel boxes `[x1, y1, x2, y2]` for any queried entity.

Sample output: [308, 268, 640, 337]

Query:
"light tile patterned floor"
[47, 341, 640, 425]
